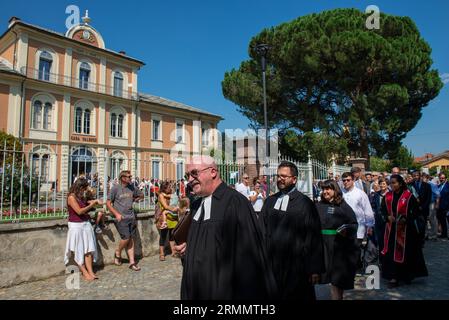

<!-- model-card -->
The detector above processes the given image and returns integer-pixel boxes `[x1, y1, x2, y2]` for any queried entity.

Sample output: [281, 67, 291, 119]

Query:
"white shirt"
[235, 183, 251, 199]
[250, 191, 265, 212]
[193, 195, 212, 221]
[342, 186, 375, 239]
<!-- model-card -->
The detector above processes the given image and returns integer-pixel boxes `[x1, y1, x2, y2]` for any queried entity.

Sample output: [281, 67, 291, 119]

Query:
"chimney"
[8, 16, 21, 28]
[119, 51, 126, 56]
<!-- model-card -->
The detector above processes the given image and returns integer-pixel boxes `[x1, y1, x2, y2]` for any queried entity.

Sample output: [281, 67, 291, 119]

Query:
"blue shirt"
[429, 182, 440, 204]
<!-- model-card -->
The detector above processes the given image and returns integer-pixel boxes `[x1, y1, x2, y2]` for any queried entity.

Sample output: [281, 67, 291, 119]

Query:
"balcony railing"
[20, 67, 139, 101]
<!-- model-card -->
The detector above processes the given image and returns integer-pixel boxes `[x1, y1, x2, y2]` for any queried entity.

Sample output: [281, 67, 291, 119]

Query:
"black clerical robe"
[181, 182, 278, 300]
[261, 189, 325, 300]
[316, 201, 360, 290]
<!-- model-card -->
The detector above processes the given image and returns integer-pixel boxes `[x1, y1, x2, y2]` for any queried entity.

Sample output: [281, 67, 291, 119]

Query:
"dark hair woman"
[380, 175, 428, 288]
[316, 180, 360, 300]
[64, 176, 102, 281]
[157, 181, 180, 261]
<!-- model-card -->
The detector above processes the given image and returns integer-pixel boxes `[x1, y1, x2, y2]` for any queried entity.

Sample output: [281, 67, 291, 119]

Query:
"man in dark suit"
[437, 172, 449, 239]
[412, 171, 432, 238]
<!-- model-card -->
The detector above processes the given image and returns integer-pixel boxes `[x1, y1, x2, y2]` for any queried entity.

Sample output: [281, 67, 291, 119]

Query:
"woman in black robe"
[316, 180, 360, 300]
[380, 175, 428, 288]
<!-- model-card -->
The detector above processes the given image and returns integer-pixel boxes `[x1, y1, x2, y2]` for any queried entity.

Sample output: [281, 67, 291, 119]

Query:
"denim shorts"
[114, 216, 137, 240]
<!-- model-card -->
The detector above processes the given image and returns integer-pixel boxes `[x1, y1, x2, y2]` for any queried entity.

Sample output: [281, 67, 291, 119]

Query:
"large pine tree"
[222, 8, 443, 163]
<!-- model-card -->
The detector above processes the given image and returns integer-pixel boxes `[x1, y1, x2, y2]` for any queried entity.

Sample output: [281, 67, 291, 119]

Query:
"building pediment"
[65, 11, 105, 49]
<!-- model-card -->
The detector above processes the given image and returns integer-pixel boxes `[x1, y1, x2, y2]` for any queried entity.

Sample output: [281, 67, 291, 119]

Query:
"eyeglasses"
[187, 167, 213, 179]
[122, 175, 132, 179]
[276, 174, 294, 180]
[342, 179, 352, 182]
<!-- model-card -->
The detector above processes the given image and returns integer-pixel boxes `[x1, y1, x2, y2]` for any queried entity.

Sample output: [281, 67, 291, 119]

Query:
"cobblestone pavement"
[1, 240, 448, 300]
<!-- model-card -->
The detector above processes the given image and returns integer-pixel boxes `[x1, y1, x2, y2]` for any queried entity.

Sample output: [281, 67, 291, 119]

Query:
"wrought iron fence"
[0, 141, 351, 223]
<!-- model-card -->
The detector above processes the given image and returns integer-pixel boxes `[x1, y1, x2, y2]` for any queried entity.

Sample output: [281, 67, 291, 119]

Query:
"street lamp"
[255, 44, 270, 185]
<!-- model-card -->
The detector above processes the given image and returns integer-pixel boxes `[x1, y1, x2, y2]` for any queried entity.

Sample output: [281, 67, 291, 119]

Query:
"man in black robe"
[260, 161, 325, 300]
[175, 156, 277, 300]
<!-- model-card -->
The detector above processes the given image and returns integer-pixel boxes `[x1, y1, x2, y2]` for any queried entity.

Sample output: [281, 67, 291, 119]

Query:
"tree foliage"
[222, 8, 443, 162]
[389, 145, 421, 171]
[0, 131, 38, 211]
[280, 130, 348, 164]
[370, 156, 389, 173]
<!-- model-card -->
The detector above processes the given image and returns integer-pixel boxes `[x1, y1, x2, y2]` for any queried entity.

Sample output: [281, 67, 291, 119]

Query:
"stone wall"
[0, 213, 160, 288]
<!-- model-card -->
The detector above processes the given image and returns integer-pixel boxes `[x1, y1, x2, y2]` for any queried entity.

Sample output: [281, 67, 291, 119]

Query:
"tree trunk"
[360, 127, 370, 170]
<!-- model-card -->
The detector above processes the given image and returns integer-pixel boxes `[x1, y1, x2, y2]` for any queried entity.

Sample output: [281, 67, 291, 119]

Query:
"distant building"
[416, 151, 449, 172]
[414, 153, 434, 163]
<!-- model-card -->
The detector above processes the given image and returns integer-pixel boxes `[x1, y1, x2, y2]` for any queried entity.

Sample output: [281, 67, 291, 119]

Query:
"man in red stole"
[380, 175, 428, 288]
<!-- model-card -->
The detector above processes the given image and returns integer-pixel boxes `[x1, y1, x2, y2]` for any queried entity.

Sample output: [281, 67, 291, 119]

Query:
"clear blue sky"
[2, 0, 448, 157]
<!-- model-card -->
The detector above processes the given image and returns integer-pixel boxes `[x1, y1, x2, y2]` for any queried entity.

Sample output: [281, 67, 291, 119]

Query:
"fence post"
[103, 149, 109, 205]
[307, 152, 313, 199]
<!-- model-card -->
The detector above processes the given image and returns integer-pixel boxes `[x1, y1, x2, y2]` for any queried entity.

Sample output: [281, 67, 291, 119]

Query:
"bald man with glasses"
[175, 156, 277, 300]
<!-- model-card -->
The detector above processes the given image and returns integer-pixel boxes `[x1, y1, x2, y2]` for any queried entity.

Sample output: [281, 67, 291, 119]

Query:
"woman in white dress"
[64, 177, 102, 281]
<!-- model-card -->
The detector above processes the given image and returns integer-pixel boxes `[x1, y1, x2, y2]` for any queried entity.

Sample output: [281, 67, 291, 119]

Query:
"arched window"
[73, 102, 95, 135]
[75, 107, 83, 133]
[110, 113, 117, 137]
[38, 51, 52, 81]
[31, 153, 50, 182]
[110, 151, 126, 180]
[113, 71, 124, 97]
[110, 107, 128, 138]
[32, 101, 42, 129]
[71, 147, 97, 181]
[79, 62, 91, 90]
[31, 94, 56, 131]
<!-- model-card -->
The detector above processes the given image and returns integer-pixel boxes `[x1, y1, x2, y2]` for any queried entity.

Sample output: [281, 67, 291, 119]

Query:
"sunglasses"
[342, 179, 352, 182]
[187, 167, 213, 179]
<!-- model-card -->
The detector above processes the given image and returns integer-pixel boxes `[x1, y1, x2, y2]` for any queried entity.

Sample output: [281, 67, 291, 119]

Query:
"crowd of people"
[77, 172, 190, 207]
[62, 158, 448, 300]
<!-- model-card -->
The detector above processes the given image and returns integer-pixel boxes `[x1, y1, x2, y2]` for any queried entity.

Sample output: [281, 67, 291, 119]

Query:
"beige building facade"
[0, 15, 221, 191]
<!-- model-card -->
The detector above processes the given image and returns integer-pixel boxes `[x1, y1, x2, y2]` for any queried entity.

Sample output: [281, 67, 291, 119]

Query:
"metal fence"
[0, 141, 351, 223]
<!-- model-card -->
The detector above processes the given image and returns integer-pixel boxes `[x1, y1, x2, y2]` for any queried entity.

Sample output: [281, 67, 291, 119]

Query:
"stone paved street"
[1, 240, 448, 300]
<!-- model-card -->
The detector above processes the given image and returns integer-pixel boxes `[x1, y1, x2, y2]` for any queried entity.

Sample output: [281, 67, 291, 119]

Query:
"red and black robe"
[380, 190, 428, 281]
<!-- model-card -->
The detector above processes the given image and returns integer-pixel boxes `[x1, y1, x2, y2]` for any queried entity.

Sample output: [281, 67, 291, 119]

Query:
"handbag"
[171, 210, 192, 245]
[154, 203, 164, 229]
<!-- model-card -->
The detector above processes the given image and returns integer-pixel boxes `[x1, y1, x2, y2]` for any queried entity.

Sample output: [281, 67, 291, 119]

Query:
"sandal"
[129, 263, 141, 271]
[159, 255, 166, 261]
[114, 253, 122, 266]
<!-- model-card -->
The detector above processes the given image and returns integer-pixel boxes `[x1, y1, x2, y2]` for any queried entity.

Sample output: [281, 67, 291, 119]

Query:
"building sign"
[71, 135, 97, 143]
